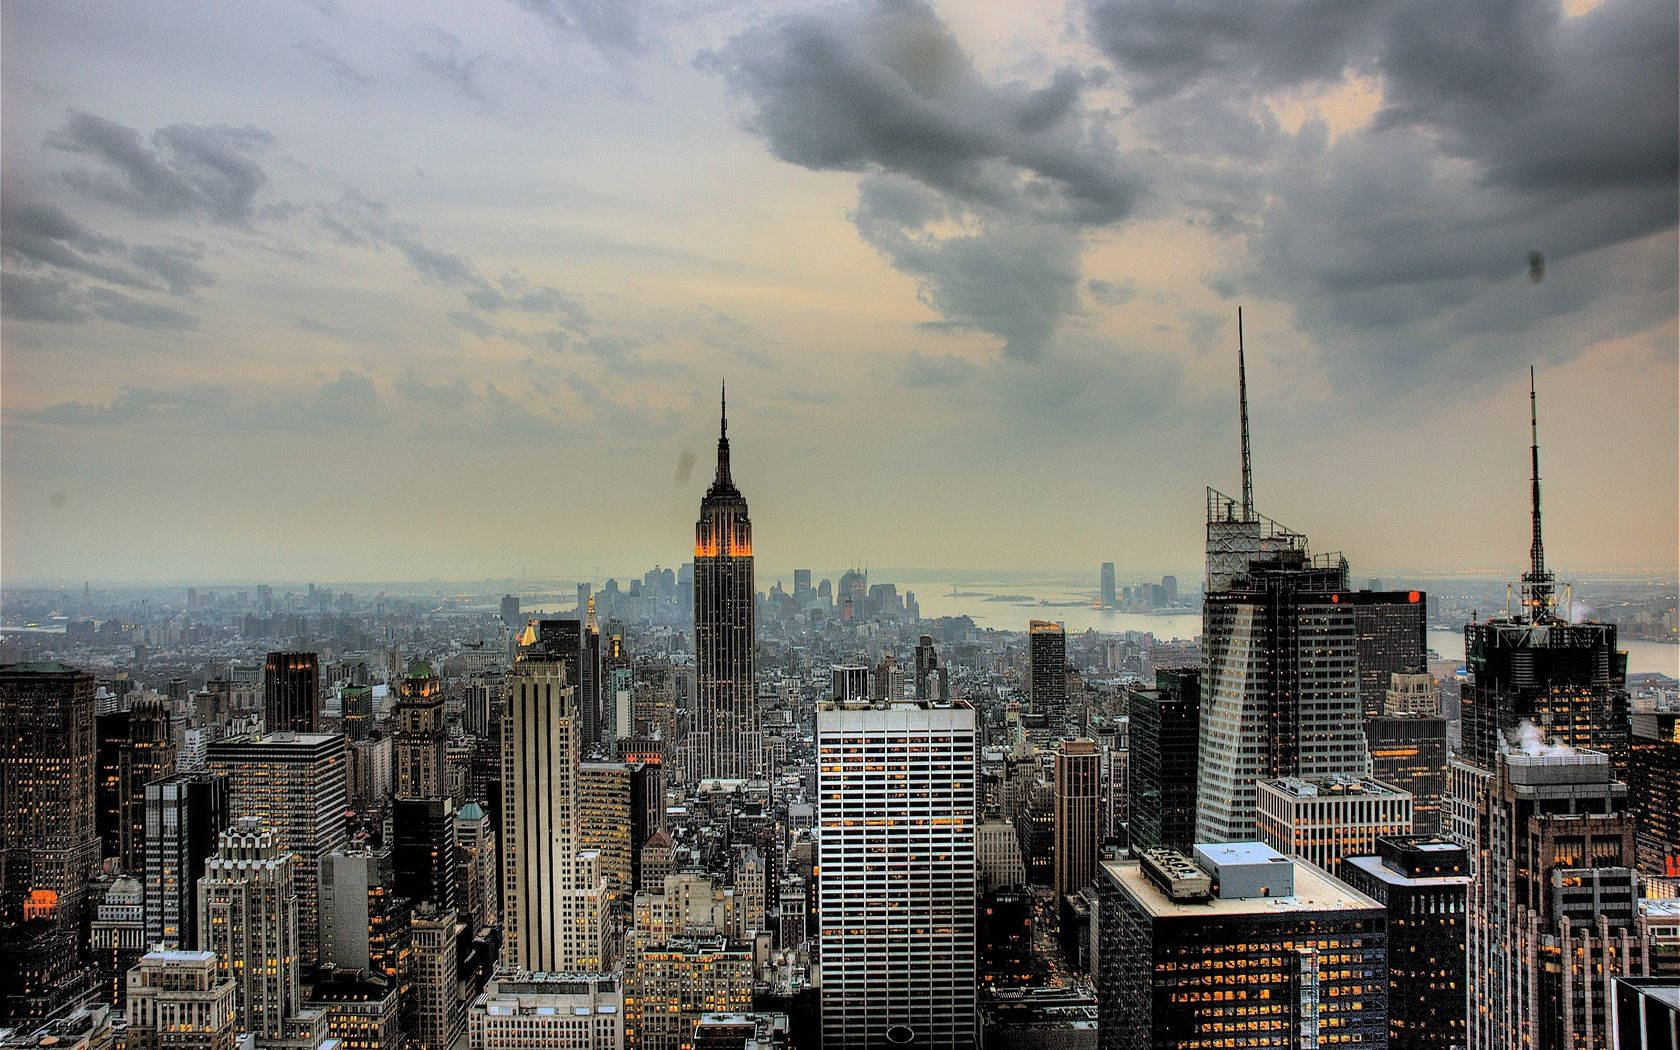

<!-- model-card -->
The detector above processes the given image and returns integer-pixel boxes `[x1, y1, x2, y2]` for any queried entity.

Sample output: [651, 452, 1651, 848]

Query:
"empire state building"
[690, 385, 762, 782]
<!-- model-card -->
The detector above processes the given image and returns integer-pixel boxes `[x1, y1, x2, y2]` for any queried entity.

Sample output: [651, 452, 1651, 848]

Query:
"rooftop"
[1103, 852, 1381, 919]
[1342, 854, 1472, 889]
[1262, 775, 1409, 799]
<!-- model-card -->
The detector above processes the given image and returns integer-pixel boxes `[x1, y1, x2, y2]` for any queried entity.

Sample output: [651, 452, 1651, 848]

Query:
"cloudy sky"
[2, 0, 1675, 585]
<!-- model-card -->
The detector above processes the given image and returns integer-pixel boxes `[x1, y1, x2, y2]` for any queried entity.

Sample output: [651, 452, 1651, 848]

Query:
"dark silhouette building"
[1028, 620, 1068, 736]
[1352, 590, 1428, 718]
[264, 650, 320, 733]
[1628, 711, 1680, 877]
[1125, 669, 1201, 852]
[143, 771, 228, 949]
[1340, 836, 1471, 1050]
[690, 385, 761, 782]
[0, 662, 100, 1025]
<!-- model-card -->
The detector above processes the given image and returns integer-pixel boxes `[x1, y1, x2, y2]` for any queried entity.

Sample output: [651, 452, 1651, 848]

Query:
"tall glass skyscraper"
[690, 386, 761, 782]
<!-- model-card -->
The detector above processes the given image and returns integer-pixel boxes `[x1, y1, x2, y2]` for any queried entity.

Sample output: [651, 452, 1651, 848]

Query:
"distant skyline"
[3, 0, 1675, 584]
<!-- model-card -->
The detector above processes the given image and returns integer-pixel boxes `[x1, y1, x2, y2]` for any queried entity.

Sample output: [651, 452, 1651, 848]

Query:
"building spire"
[715, 380, 733, 486]
[1238, 306, 1254, 521]
[1521, 366, 1555, 621]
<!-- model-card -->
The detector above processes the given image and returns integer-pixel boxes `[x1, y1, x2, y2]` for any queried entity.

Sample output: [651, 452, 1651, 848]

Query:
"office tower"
[1628, 711, 1679, 877]
[1095, 841, 1390, 1049]
[394, 660, 447, 798]
[691, 386, 761, 783]
[624, 936, 753, 1050]
[123, 695, 177, 872]
[500, 594, 521, 628]
[816, 697, 977, 1049]
[393, 797, 460, 913]
[793, 568, 812, 601]
[91, 877, 146, 1008]
[411, 906, 469, 1050]
[1100, 563, 1117, 609]
[144, 771, 229, 949]
[1385, 670, 1440, 717]
[468, 972, 623, 1050]
[1339, 836, 1471, 1050]
[1161, 575, 1178, 604]
[1054, 740, 1100, 900]
[639, 829, 674, 894]
[1367, 708, 1449, 835]
[340, 685, 374, 743]
[264, 651, 321, 733]
[1613, 978, 1680, 1049]
[304, 970, 401, 1050]
[97, 710, 133, 864]
[1028, 621, 1068, 736]
[319, 848, 403, 972]
[913, 635, 948, 702]
[829, 665, 869, 703]
[1468, 749, 1647, 1050]
[872, 651, 904, 700]
[206, 732, 348, 967]
[976, 819, 1028, 891]
[1125, 669, 1201, 852]
[1459, 375, 1629, 776]
[1257, 775, 1413, 873]
[197, 820, 301, 1039]
[978, 886, 1035, 987]
[500, 644, 608, 973]
[578, 762, 633, 903]
[533, 618, 605, 755]
[0, 661, 99, 1025]
[124, 949, 238, 1050]
[456, 803, 498, 929]
[1353, 591, 1428, 718]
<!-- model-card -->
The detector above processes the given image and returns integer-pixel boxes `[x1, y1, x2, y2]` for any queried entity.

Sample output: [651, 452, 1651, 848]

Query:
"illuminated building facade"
[0, 661, 100, 1026]
[125, 949, 238, 1050]
[304, 970, 402, 1050]
[500, 645, 608, 973]
[1054, 739, 1100, 899]
[144, 771, 228, 950]
[91, 876, 146, 1008]
[816, 697, 977, 1049]
[264, 651, 321, 733]
[1367, 712, 1448, 835]
[1353, 591, 1428, 719]
[1467, 750, 1649, 1050]
[468, 972, 622, 1050]
[196, 820, 301, 1039]
[122, 695, 177, 872]
[1339, 836, 1471, 1050]
[206, 731, 348, 968]
[1028, 620, 1069, 736]
[1125, 669, 1201, 852]
[1094, 842, 1389, 1049]
[1256, 775, 1414, 874]
[1628, 711, 1680, 877]
[579, 762, 633, 903]
[394, 659, 447, 799]
[691, 387, 761, 782]
[624, 935, 752, 1050]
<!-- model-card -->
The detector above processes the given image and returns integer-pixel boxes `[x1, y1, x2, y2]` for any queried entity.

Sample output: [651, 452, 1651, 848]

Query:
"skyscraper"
[1095, 841, 1390, 1050]
[1028, 620, 1068, 736]
[264, 651, 321, 734]
[393, 659, 446, 799]
[914, 634, 948, 702]
[1339, 836, 1471, 1050]
[144, 771, 228, 950]
[1100, 563, 1117, 609]
[1628, 711, 1679, 877]
[1459, 373, 1630, 776]
[124, 949, 239, 1050]
[196, 820, 302, 1039]
[1054, 739, 1100, 900]
[1255, 775, 1414, 873]
[0, 661, 100, 1025]
[1353, 591, 1428, 718]
[816, 697, 977, 1049]
[1125, 668, 1201, 853]
[499, 639, 607, 973]
[123, 695, 177, 873]
[206, 731, 348, 967]
[691, 385, 761, 783]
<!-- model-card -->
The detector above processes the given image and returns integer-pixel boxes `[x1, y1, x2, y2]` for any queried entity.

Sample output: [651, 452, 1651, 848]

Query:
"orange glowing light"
[23, 889, 58, 920]
[1408, 590, 1421, 603]
[1330, 594, 1340, 603]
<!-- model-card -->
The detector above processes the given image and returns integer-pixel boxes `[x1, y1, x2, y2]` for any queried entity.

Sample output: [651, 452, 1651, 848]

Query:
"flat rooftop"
[1342, 854, 1472, 888]
[1263, 775, 1409, 799]
[1102, 854, 1382, 919]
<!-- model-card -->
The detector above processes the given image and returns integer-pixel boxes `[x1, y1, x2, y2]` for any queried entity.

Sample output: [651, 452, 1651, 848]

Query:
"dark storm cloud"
[852, 175, 1083, 358]
[48, 111, 277, 226]
[709, 0, 1141, 359]
[708, 0, 1138, 225]
[0, 270, 196, 329]
[513, 0, 649, 59]
[1087, 0, 1678, 399]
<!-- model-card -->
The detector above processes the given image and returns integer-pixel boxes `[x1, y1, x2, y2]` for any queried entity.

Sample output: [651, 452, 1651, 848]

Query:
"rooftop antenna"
[1521, 366, 1555, 621]
[1238, 306, 1254, 521]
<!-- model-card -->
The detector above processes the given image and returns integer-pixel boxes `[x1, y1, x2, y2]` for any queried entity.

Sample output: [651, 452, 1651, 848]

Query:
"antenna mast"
[1521, 366, 1555, 621]
[1238, 306, 1254, 521]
